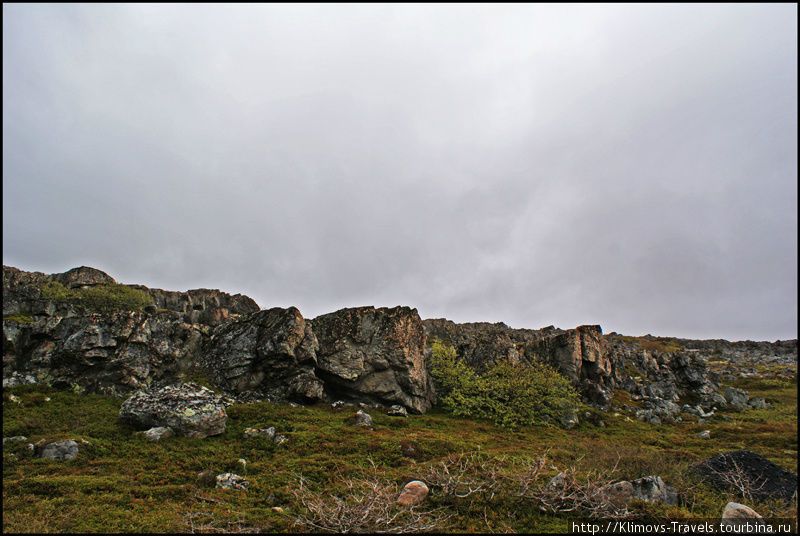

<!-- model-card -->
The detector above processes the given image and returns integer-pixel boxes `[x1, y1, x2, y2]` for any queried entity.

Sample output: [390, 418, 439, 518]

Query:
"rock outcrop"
[200, 307, 324, 403]
[127, 284, 259, 328]
[422, 319, 614, 407]
[313, 306, 434, 413]
[4, 265, 797, 421]
[4, 309, 209, 395]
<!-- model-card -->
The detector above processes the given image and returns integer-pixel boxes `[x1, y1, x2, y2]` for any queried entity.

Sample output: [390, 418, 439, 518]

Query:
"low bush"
[429, 339, 580, 429]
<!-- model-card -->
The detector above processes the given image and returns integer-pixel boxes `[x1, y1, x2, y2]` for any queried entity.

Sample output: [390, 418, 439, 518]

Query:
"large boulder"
[119, 383, 227, 438]
[312, 306, 434, 413]
[693, 450, 797, 503]
[201, 307, 324, 402]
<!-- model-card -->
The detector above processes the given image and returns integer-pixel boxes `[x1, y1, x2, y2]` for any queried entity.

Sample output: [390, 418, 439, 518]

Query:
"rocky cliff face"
[2, 267, 436, 413]
[4, 265, 796, 417]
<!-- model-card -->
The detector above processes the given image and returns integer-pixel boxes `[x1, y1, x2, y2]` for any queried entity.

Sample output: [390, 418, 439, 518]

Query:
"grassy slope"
[3, 374, 797, 533]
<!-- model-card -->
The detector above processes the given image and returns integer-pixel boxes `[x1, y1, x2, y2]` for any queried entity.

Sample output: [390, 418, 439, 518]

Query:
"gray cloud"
[3, 4, 797, 341]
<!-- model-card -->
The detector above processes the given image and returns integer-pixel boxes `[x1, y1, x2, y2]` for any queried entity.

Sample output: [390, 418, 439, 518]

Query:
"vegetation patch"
[3, 314, 34, 323]
[2, 373, 797, 533]
[40, 281, 152, 313]
[429, 339, 582, 429]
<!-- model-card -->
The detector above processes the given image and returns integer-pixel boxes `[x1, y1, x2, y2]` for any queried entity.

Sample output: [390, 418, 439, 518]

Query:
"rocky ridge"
[3, 265, 797, 420]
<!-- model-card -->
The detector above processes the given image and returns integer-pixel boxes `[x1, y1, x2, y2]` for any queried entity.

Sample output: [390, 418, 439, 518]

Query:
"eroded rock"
[313, 306, 434, 413]
[201, 308, 324, 403]
[120, 383, 227, 438]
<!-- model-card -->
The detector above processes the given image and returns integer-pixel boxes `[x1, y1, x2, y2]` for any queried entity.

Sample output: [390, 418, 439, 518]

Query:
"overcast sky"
[3, 4, 797, 341]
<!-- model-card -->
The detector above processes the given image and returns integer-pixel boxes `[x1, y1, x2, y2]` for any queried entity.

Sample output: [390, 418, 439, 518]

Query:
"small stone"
[139, 426, 173, 442]
[331, 400, 347, 410]
[697, 430, 711, 439]
[387, 405, 408, 417]
[3, 436, 28, 446]
[272, 507, 284, 513]
[243, 426, 275, 439]
[397, 480, 429, 506]
[216, 473, 249, 490]
[352, 409, 373, 429]
[721, 502, 764, 527]
[273, 434, 288, 445]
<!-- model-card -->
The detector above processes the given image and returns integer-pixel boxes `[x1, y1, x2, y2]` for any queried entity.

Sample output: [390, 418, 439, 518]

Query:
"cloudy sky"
[3, 4, 797, 341]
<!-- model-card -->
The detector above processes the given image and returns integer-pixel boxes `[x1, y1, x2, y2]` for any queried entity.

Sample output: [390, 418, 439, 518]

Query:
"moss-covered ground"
[3, 373, 797, 533]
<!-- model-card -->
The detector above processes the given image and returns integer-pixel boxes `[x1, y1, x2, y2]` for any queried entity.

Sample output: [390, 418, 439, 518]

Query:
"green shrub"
[429, 339, 580, 430]
[40, 281, 152, 313]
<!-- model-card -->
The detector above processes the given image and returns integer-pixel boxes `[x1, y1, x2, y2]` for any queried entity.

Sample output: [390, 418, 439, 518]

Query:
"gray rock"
[352, 409, 373, 429]
[3, 435, 28, 445]
[721, 502, 764, 526]
[697, 430, 711, 439]
[387, 405, 408, 417]
[629, 475, 678, 505]
[139, 426, 174, 442]
[331, 400, 348, 410]
[273, 434, 288, 445]
[119, 383, 227, 438]
[724, 386, 750, 409]
[40, 440, 79, 460]
[747, 397, 770, 410]
[216, 473, 249, 490]
[201, 307, 324, 402]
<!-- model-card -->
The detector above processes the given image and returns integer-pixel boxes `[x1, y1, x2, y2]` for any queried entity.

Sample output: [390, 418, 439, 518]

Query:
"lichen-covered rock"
[216, 473, 249, 490]
[127, 285, 259, 328]
[352, 409, 373, 429]
[387, 405, 408, 417]
[243, 426, 275, 439]
[201, 307, 324, 402]
[629, 475, 678, 505]
[313, 306, 434, 413]
[4, 310, 209, 396]
[52, 266, 116, 289]
[119, 383, 227, 438]
[40, 440, 79, 460]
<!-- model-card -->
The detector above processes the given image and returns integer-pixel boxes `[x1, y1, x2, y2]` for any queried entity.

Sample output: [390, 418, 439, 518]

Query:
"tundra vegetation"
[3, 364, 796, 533]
